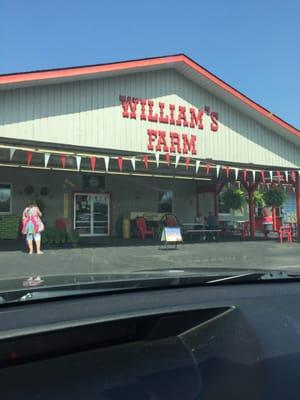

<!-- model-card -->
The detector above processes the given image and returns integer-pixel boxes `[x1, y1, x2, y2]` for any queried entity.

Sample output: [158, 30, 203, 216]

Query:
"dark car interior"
[1, 279, 300, 399]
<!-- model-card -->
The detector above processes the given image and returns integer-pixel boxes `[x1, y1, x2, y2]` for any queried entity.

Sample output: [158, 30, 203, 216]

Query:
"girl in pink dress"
[22, 203, 44, 254]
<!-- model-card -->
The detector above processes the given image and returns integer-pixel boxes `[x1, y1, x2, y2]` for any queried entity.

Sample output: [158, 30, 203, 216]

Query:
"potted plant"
[67, 230, 80, 247]
[222, 188, 246, 212]
[263, 187, 287, 231]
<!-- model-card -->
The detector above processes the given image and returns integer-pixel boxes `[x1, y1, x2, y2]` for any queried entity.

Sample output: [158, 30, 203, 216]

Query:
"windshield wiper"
[206, 270, 300, 284]
[1, 270, 300, 304]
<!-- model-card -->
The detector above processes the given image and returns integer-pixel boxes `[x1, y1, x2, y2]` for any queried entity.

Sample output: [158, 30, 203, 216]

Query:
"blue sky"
[1, 0, 299, 128]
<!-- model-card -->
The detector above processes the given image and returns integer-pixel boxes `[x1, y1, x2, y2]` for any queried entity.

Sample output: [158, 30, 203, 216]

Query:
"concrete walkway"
[0, 240, 299, 279]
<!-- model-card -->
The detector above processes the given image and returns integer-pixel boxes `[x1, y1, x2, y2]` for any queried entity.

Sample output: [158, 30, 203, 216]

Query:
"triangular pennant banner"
[117, 157, 123, 172]
[143, 155, 149, 169]
[175, 155, 180, 168]
[44, 153, 50, 168]
[9, 148, 16, 160]
[225, 166, 230, 178]
[285, 171, 288, 182]
[155, 153, 160, 168]
[185, 158, 190, 170]
[276, 171, 281, 181]
[205, 163, 211, 175]
[104, 156, 110, 172]
[195, 160, 200, 174]
[252, 170, 256, 181]
[234, 168, 239, 181]
[90, 156, 96, 172]
[76, 155, 82, 171]
[216, 165, 220, 178]
[130, 156, 136, 171]
[27, 151, 33, 166]
[269, 171, 273, 181]
[165, 153, 171, 166]
[61, 155, 67, 168]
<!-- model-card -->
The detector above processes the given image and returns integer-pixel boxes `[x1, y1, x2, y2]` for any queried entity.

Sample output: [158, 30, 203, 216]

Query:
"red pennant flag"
[60, 155, 67, 168]
[225, 166, 230, 178]
[143, 155, 149, 169]
[27, 151, 32, 166]
[165, 153, 171, 166]
[291, 171, 296, 182]
[205, 163, 211, 175]
[243, 170, 247, 181]
[117, 157, 123, 172]
[260, 170, 265, 183]
[90, 156, 96, 172]
[276, 171, 281, 181]
[185, 158, 190, 170]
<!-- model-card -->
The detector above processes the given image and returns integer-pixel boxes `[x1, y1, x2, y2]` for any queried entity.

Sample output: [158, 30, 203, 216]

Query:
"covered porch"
[0, 139, 299, 245]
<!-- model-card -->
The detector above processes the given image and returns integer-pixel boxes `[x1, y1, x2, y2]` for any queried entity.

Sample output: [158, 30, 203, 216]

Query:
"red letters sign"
[119, 96, 219, 156]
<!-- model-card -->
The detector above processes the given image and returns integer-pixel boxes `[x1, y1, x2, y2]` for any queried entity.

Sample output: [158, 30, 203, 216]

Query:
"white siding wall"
[0, 69, 299, 167]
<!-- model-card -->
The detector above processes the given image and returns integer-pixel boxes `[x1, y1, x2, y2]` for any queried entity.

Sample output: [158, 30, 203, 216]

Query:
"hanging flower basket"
[223, 188, 246, 211]
[252, 190, 265, 207]
[263, 187, 286, 208]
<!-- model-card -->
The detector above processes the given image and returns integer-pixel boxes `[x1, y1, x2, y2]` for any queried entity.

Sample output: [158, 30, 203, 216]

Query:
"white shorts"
[26, 232, 41, 241]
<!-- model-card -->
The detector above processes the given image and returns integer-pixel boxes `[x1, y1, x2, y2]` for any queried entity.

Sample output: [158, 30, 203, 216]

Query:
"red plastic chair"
[136, 217, 155, 240]
[278, 225, 293, 243]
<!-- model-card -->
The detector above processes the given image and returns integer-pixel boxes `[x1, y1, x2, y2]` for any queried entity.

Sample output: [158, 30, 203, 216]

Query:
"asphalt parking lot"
[0, 240, 299, 279]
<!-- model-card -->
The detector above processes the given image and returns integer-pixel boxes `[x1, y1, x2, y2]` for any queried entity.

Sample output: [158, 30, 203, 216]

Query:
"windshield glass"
[0, 1, 299, 300]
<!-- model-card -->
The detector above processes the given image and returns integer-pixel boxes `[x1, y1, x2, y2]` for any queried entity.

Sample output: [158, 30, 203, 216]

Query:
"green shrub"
[0, 215, 20, 240]
[42, 228, 79, 246]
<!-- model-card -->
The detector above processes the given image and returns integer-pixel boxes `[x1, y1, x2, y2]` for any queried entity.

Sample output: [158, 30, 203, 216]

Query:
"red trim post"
[248, 190, 255, 239]
[296, 172, 300, 241]
[242, 181, 256, 239]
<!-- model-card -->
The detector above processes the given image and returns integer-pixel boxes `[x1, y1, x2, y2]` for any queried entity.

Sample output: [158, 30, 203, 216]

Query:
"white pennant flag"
[269, 171, 273, 181]
[9, 148, 16, 160]
[175, 154, 180, 168]
[155, 153, 160, 168]
[44, 153, 50, 168]
[234, 167, 239, 181]
[195, 160, 200, 174]
[130, 156, 136, 171]
[252, 170, 256, 181]
[216, 165, 220, 178]
[76, 155, 82, 171]
[104, 156, 110, 172]
[285, 171, 288, 182]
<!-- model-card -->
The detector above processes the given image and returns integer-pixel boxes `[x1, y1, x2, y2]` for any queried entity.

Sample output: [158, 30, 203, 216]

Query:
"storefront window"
[218, 191, 230, 214]
[158, 191, 173, 213]
[0, 184, 12, 214]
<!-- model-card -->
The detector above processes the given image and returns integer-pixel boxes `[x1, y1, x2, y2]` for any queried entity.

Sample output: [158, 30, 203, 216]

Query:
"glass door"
[92, 193, 110, 235]
[74, 193, 110, 236]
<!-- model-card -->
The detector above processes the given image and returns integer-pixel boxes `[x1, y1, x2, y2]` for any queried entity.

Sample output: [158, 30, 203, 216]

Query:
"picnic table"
[220, 220, 250, 240]
[181, 223, 222, 241]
